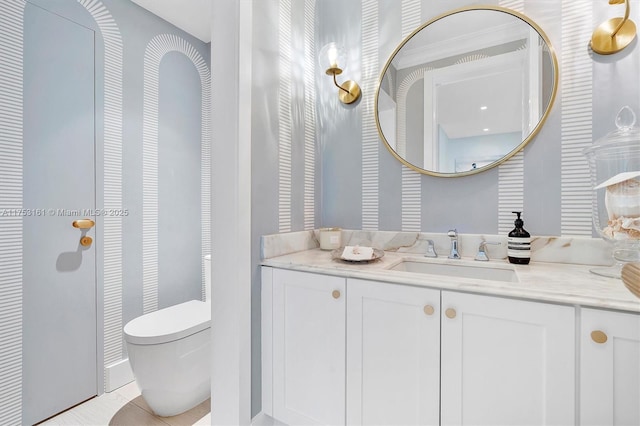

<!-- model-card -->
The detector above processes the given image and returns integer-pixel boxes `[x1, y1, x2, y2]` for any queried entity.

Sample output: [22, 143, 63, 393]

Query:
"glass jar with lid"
[584, 106, 640, 277]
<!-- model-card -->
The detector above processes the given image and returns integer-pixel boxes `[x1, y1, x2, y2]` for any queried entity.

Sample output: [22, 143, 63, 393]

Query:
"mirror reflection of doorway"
[377, 89, 397, 152]
[425, 50, 527, 173]
[377, 7, 558, 177]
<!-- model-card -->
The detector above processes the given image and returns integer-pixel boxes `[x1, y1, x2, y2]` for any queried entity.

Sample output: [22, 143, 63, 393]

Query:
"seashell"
[604, 216, 640, 240]
[604, 178, 640, 220]
[622, 216, 640, 232]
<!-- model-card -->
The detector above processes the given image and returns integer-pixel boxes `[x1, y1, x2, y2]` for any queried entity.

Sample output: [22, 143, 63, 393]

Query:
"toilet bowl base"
[140, 381, 210, 417]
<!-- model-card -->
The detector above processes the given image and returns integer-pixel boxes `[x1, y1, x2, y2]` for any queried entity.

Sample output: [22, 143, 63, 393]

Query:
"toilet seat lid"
[124, 300, 211, 345]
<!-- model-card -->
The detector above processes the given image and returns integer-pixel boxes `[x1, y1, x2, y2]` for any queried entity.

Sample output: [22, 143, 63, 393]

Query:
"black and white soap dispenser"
[508, 211, 531, 265]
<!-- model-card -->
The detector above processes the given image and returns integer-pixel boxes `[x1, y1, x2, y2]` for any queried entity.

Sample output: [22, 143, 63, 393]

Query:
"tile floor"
[41, 382, 211, 426]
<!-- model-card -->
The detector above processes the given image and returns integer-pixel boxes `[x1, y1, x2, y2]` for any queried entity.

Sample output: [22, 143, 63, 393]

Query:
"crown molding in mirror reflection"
[374, 5, 559, 178]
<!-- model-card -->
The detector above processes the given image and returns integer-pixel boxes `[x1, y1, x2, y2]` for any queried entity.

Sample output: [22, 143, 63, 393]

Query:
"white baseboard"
[105, 358, 134, 392]
[251, 412, 287, 426]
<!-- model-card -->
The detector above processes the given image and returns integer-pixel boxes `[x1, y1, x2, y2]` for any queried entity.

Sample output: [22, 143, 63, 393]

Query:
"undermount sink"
[388, 259, 519, 283]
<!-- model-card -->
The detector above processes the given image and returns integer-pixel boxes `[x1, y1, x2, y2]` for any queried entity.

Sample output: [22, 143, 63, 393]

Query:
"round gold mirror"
[375, 6, 558, 177]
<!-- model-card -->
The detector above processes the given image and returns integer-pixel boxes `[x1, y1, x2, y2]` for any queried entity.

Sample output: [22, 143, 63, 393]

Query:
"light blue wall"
[158, 51, 203, 307]
[97, 0, 210, 327]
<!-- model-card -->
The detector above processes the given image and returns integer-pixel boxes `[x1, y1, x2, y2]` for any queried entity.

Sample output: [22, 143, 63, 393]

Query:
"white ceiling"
[130, 0, 211, 43]
[438, 70, 523, 139]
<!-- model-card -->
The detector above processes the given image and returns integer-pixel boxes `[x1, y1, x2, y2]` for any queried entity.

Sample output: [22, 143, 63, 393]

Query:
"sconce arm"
[611, 0, 631, 37]
[333, 73, 350, 94]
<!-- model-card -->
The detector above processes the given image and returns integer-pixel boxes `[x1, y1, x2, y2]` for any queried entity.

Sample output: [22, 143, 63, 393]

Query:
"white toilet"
[124, 255, 211, 417]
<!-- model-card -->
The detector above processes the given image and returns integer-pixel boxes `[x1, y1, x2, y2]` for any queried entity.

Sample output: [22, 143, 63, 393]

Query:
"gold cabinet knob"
[591, 330, 608, 344]
[80, 236, 93, 247]
[332, 290, 341, 299]
[423, 305, 435, 316]
[445, 308, 457, 319]
[73, 218, 95, 229]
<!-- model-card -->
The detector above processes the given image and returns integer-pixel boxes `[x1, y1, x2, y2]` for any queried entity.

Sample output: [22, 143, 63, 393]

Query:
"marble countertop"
[262, 248, 640, 313]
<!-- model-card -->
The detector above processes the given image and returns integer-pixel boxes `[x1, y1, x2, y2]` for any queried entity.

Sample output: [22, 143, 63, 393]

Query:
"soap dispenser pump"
[508, 211, 531, 264]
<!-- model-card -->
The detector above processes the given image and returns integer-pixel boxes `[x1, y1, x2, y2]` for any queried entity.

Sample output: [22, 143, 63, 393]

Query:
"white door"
[440, 291, 575, 426]
[22, 3, 97, 424]
[581, 308, 640, 426]
[346, 279, 440, 426]
[272, 269, 346, 426]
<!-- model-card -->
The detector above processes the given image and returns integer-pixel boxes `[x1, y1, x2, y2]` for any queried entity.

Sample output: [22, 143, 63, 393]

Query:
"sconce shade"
[319, 42, 361, 104]
[319, 42, 347, 74]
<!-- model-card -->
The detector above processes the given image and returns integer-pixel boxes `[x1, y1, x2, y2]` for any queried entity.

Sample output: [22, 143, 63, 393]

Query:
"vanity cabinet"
[440, 291, 575, 426]
[580, 308, 640, 426]
[346, 279, 441, 425]
[345, 281, 575, 426]
[262, 267, 582, 426]
[262, 268, 346, 426]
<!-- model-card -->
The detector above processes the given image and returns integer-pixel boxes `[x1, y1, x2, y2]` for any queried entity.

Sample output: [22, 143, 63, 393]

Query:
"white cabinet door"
[581, 307, 640, 426]
[272, 269, 346, 425]
[346, 279, 440, 426]
[441, 291, 575, 426]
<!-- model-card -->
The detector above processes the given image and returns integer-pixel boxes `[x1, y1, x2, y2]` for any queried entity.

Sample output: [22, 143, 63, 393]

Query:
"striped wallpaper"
[400, 0, 423, 232]
[0, 0, 632, 422]
[1, 0, 124, 418]
[560, 0, 593, 236]
[0, 2, 25, 422]
[269, 0, 598, 236]
[278, 0, 293, 233]
[303, 0, 316, 230]
[277, 0, 316, 233]
[498, 152, 525, 234]
[497, 0, 525, 235]
[142, 33, 211, 314]
[76, 0, 124, 391]
[326, 0, 597, 238]
[499, 0, 525, 12]
[0, 1, 208, 423]
[361, 0, 379, 231]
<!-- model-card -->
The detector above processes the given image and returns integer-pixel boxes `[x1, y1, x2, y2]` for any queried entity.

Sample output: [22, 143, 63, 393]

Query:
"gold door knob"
[80, 236, 93, 247]
[332, 290, 341, 299]
[423, 305, 435, 316]
[445, 308, 457, 319]
[591, 330, 608, 344]
[73, 218, 95, 229]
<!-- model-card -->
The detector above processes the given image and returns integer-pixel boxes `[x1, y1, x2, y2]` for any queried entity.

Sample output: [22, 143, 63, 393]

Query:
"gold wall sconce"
[319, 42, 361, 104]
[591, 0, 637, 54]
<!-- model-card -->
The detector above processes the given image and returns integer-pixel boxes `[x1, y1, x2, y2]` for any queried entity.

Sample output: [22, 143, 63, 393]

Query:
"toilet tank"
[204, 255, 211, 302]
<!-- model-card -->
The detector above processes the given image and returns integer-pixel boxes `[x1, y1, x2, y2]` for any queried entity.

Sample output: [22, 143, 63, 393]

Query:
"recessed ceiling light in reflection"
[480, 106, 488, 110]
[483, 128, 490, 132]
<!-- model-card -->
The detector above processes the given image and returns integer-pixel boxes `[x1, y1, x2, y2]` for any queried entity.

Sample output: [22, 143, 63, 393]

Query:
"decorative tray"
[331, 246, 385, 263]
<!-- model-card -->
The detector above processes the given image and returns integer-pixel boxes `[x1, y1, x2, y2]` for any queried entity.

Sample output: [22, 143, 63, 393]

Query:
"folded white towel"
[341, 245, 374, 261]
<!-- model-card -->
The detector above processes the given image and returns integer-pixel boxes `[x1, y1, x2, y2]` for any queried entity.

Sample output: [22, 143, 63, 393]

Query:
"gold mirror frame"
[375, 6, 559, 177]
